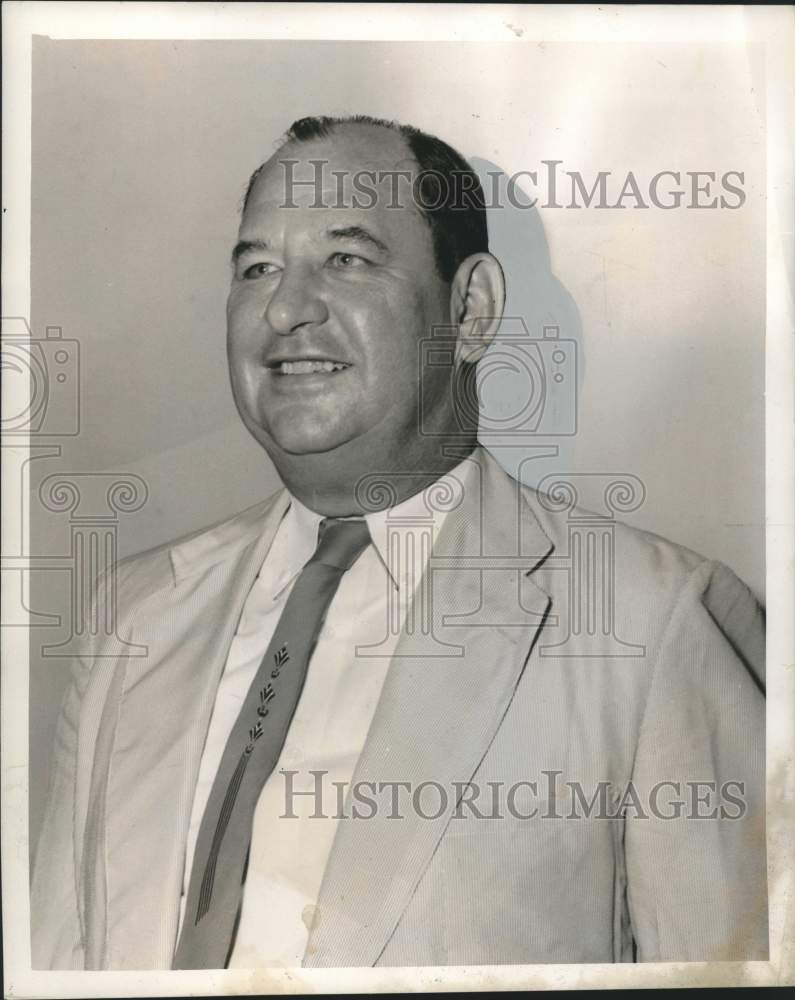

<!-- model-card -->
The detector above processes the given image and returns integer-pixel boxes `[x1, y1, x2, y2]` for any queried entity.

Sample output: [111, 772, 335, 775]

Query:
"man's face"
[227, 126, 453, 465]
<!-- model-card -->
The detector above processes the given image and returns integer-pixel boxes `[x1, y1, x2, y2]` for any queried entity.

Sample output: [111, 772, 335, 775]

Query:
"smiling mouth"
[268, 359, 352, 375]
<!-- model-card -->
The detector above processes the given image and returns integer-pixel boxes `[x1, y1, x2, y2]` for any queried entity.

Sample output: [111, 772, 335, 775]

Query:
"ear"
[449, 252, 505, 365]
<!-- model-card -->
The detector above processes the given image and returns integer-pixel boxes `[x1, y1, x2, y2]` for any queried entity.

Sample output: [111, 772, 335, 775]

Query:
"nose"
[264, 264, 329, 336]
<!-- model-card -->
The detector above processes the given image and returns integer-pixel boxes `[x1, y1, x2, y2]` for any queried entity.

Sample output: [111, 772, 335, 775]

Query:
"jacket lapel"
[87, 490, 290, 969]
[304, 449, 553, 967]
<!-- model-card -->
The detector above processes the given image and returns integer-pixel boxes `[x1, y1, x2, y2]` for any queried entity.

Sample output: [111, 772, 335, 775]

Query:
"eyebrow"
[326, 225, 389, 255]
[231, 238, 270, 263]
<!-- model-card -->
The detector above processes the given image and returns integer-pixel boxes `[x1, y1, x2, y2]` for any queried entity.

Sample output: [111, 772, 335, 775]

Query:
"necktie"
[173, 516, 371, 969]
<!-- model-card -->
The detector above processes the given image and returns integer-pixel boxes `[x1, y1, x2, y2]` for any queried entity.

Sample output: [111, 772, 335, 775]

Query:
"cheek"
[226, 306, 264, 406]
[344, 286, 429, 386]
[227, 294, 265, 358]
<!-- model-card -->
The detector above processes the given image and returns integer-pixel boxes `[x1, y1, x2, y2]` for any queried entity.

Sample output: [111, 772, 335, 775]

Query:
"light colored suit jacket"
[31, 447, 767, 968]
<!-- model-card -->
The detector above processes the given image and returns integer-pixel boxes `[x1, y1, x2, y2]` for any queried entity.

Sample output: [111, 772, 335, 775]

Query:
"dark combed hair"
[243, 114, 489, 283]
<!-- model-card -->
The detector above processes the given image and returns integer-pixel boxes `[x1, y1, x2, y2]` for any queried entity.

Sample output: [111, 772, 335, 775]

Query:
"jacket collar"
[169, 491, 290, 585]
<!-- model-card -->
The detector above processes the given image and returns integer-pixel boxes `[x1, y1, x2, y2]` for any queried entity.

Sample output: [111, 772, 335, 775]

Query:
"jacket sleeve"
[30, 646, 92, 969]
[624, 560, 767, 961]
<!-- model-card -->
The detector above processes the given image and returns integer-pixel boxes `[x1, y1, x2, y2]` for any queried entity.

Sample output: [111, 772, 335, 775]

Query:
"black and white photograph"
[2, 2, 793, 995]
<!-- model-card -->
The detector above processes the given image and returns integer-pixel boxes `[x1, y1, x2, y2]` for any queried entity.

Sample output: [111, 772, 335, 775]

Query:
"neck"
[272, 440, 479, 516]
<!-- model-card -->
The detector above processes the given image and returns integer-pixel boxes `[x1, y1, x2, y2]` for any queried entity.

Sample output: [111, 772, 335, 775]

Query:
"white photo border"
[2, 2, 793, 995]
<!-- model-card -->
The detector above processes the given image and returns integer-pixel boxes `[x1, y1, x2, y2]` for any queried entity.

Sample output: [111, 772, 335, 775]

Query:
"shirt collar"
[269, 455, 475, 599]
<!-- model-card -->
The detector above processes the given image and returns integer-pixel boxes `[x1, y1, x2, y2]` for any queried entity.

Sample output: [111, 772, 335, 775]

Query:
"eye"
[328, 252, 368, 269]
[242, 261, 280, 280]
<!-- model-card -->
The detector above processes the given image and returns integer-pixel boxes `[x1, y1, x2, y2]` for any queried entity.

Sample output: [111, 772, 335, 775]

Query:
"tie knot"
[311, 517, 371, 570]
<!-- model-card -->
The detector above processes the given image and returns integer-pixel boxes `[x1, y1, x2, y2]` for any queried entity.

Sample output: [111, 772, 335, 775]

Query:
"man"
[31, 115, 767, 969]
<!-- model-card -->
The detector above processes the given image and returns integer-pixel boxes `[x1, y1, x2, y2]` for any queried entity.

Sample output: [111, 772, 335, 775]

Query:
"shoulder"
[522, 477, 751, 599]
[519, 478, 763, 679]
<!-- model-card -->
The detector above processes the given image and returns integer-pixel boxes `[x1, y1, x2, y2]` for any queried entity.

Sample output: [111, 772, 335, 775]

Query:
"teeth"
[277, 360, 348, 375]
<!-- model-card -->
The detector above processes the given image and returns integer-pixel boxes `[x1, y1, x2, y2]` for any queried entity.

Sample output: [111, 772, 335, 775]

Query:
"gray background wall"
[28, 38, 765, 850]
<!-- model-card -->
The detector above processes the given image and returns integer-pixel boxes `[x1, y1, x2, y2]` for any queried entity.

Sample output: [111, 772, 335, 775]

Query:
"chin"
[256, 417, 357, 457]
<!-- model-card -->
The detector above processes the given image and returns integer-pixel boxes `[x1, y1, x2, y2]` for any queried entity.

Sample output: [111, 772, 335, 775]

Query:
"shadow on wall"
[469, 158, 584, 490]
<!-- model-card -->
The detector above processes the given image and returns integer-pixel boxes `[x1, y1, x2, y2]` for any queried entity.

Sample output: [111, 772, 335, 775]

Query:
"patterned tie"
[173, 516, 371, 969]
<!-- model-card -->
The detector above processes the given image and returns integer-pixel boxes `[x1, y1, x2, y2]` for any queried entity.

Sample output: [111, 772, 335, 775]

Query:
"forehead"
[241, 125, 428, 237]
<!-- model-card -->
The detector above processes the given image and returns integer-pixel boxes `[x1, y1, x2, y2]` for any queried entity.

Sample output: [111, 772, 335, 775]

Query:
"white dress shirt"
[178, 458, 472, 966]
